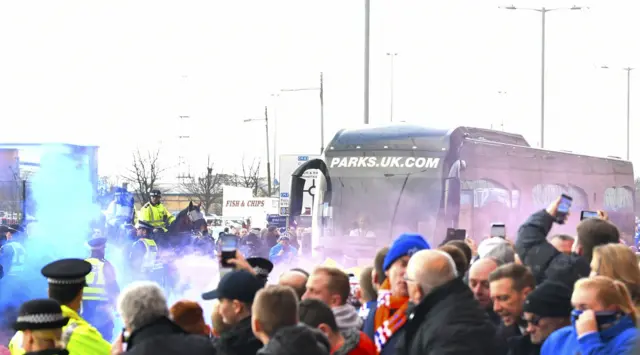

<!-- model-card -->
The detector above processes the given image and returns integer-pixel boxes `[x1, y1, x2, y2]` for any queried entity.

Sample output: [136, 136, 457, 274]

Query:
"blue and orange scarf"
[373, 278, 409, 353]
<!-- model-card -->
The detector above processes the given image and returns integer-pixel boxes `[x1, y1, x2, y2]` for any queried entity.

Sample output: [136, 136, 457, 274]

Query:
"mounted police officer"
[104, 187, 136, 239]
[138, 190, 175, 233]
[82, 236, 119, 342]
[9, 259, 111, 355]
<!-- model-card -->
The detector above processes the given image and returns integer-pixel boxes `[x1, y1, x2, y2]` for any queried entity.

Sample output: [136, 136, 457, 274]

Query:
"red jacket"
[334, 331, 376, 355]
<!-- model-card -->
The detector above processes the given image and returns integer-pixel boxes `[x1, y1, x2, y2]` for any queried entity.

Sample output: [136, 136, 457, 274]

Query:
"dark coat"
[257, 324, 330, 355]
[214, 316, 263, 355]
[125, 317, 216, 355]
[395, 277, 498, 355]
[515, 209, 590, 287]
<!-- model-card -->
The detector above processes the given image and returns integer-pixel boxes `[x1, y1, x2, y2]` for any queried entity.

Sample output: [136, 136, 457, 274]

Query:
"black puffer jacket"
[515, 209, 590, 287]
[125, 317, 216, 355]
[257, 324, 330, 355]
[214, 316, 262, 355]
[395, 277, 498, 355]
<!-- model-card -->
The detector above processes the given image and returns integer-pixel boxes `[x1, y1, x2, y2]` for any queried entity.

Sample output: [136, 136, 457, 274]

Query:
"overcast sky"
[0, 0, 638, 181]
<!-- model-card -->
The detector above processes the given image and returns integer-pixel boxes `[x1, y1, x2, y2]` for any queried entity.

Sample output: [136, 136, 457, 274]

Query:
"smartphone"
[446, 228, 456, 240]
[556, 194, 573, 224]
[220, 234, 238, 268]
[490, 223, 506, 239]
[454, 229, 466, 241]
[580, 210, 598, 220]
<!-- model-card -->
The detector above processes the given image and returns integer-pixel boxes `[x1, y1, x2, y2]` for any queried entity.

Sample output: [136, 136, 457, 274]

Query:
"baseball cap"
[202, 270, 264, 304]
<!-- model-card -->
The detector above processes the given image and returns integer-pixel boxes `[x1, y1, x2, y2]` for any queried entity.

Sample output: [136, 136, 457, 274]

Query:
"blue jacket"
[268, 244, 297, 263]
[541, 315, 637, 355]
[362, 302, 402, 355]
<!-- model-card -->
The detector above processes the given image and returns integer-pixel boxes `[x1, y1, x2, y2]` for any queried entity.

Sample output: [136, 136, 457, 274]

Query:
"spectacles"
[525, 315, 542, 326]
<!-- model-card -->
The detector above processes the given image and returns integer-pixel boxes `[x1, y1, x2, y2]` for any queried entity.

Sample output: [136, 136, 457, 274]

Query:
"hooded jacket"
[332, 304, 363, 332]
[333, 329, 376, 355]
[257, 324, 330, 355]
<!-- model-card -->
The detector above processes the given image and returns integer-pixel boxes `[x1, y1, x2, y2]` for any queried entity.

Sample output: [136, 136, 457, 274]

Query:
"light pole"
[270, 93, 279, 181]
[281, 72, 325, 154]
[243, 106, 272, 197]
[364, 0, 370, 124]
[601, 66, 634, 160]
[386, 52, 398, 122]
[500, 5, 586, 148]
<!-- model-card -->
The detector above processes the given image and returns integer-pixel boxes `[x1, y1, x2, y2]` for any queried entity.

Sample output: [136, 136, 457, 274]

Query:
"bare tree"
[180, 156, 224, 214]
[236, 157, 265, 196]
[122, 148, 165, 204]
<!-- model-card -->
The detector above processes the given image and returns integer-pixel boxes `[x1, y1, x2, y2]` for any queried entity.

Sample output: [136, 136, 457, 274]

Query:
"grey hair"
[483, 242, 515, 266]
[117, 281, 169, 332]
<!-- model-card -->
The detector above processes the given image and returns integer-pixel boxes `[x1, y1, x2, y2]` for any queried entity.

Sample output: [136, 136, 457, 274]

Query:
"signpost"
[278, 154, 321, 219]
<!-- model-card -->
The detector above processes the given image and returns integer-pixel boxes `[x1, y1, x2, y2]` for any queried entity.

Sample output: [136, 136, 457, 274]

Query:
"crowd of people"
[2, 195, 640, 354]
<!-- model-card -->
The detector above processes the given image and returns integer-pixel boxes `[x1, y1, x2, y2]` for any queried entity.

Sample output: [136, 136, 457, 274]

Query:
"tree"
[236, 157, 266, 197]
[122, 148, 165, 204]
[180, 156, 224, 214]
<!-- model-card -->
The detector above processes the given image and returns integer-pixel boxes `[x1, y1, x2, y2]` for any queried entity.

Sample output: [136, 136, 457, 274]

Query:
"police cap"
[150, 189, 162, 197]
[41, 259, 92, 286]
[13, 298, 69, 331]
[87, 237, 107, 250]
[246, 257, 274, 281]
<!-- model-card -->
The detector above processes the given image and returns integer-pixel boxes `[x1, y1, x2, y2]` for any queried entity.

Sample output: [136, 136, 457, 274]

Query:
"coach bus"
[288, 124, 635, 263]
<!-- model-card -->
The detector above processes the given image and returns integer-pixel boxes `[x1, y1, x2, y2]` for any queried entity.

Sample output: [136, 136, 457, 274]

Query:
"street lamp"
[500, 5, 587, 148]
[243, 106, 272, 197]
[386, 53, 398, 122]
[280, 72, 325, 154]
[270, 93, 279, 181]
[600, 65, 634, 160]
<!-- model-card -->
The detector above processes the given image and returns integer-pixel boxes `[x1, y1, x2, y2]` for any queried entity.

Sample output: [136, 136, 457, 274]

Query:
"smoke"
[0, 146, 102, 311]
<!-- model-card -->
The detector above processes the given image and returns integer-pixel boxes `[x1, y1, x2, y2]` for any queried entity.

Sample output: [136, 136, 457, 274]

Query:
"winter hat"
[523, 281, 573, 318]
[477, 237, 508, 259]
[383, 233, 430, 271]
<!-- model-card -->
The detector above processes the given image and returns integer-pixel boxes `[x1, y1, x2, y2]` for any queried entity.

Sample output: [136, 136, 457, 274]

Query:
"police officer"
[130, 221, 163, 282]
[9, 258, 110, 355]
[10, 298, 70, 355]
[82, 236, 119, 342]
[138, 190, 175, 232]
[104, 187, 136, 236]
[0, 225, 26, 278]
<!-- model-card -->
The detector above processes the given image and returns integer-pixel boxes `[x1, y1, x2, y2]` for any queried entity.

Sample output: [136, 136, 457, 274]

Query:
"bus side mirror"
[289, 176, 306, 218]
[444, 177, 461, 220]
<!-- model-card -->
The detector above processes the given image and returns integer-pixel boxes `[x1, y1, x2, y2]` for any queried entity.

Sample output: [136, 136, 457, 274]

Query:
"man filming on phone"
[268, 235, 297, 264]
[515, 196, 620, 287]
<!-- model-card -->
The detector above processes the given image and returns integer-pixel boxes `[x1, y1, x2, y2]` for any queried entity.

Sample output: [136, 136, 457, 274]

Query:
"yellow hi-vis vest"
[83, 258, 108, 301]
[138, 238, 160, 271]
[9, 305, 110, 355]
[138, 202, 175, 230]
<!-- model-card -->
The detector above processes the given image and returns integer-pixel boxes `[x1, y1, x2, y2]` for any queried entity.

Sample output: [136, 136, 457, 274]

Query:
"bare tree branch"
[237, 156, 264, 196]
[121, 148, 166, 204]
[180, 155, 224, 214]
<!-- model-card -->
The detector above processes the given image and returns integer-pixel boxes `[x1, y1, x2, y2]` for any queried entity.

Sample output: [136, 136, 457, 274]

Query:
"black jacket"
[257, 324, 330, 355]
[214, 316, 263, 355]
[395, 277, 498, 355]
[125, 317, 216, 355]
[24, 350, 69, 355]
[515, 209, 590, 287]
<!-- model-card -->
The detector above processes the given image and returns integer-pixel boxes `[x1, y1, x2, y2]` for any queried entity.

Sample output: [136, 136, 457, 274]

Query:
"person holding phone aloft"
[515, 195, 619, 287]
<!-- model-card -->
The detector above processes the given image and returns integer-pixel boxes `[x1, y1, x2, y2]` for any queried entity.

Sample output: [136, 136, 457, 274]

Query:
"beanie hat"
[383, 233, 430, 271]
[523, 281, 573, 318]
[477, 237, 508, 259]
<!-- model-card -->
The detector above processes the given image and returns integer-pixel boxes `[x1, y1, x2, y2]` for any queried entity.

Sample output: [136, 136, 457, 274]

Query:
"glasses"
[525, 315, 542, 326]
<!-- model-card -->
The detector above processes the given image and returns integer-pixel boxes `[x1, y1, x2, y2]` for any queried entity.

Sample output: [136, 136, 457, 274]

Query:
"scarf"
[373, 278, 409, 353]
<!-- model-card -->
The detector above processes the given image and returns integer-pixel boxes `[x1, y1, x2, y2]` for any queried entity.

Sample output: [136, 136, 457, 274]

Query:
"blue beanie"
[383, 233, 431, 271]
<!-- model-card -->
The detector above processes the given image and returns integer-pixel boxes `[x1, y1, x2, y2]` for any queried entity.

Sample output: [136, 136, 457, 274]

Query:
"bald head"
[468, 258, 499, 308]
[278, 270, 308, 300]
[406, 250, 457, 302]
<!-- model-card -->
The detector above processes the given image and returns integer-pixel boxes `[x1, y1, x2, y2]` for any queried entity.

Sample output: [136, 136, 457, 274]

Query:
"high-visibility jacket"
[138, 202, 175, 230]
[134, 238, 161, 271]
[83, 258, 108, 302]
[0, 242, 26, 276]
[9, 305, 110, 355]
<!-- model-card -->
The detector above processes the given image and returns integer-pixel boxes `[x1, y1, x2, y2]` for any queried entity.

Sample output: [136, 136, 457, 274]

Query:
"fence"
[0, 180, 29, 225]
